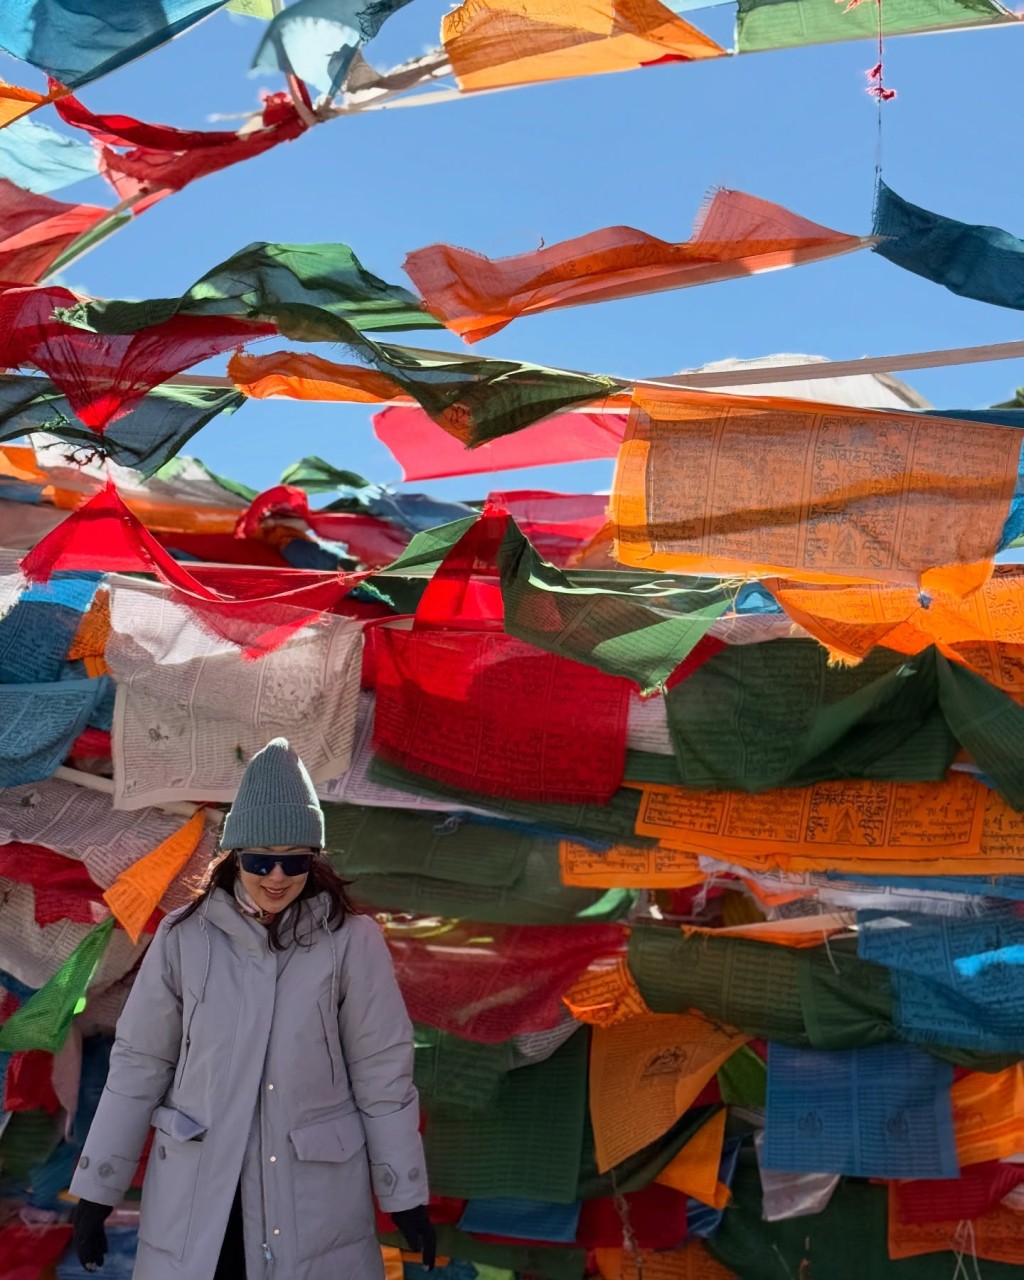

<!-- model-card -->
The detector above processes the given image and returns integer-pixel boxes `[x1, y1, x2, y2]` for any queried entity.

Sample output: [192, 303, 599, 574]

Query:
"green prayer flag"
[710, 1148, 1024, 1280]
[280, 455, 372, 494]
[368, 756, 648, 844]
[497, 522, 732, 693]
[0, 375, 244, 478]
[0, 917, 114, 1053]
[0, 1109, 63, 1185]
[375, 516, 478, 577]
[325, 802, 533, 887]
[935, 652, 1024, 809]
[665, 642, 957, 791]
[63, 241, 439, 336]
[717, 1044, 767, 1108]
[736, 0, 1012, 53]
[153, 455, 259, 503]
[414, 1024, 514, 1112]
[422, 1028, 588, 1203]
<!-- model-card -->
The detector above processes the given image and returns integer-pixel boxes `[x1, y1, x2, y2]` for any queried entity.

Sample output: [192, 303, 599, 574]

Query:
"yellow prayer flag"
[656, 1107, 729, 1208]
[589, 1010, 747, 1171]
[103, 811, 206, 943]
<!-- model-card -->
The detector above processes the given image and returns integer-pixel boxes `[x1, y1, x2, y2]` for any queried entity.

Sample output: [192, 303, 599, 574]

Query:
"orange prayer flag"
[631, 774, 992, 874]
[952, 1065, 1024, 1166]
[656, 1106, 729, 1207]
[596, 1242, 738, 1280]
[682, 914, 853, 949]
[0, 79, 70, 129]
[69, 589, 110, 665]
[380, 1246, 405, 1280]
[887, 1182, 1024, 1264]
[768, 568, 1024, 665]
[610, 388, 1023, 594]
[442, 0, 726, 94]
[559, 839, 705, 888]
[405, 190, 870, 343]
[229, 350, 409, 405]
[589, 1010, 747, 1171]
[102, 812, 206, 944]
[563, 957, 651, 1026]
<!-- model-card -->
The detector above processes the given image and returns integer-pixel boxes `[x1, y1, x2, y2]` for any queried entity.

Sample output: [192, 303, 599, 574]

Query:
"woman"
[69, 737, 435, 1279]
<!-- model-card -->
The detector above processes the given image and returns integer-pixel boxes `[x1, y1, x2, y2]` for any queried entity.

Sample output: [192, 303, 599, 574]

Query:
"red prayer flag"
[21, 482, 368, 656]
[373, 403, 628, 482]
[0, 1222, 73, 1280]
[0, 284, 275, 429]
[0, 842, 103, 926]
[372, 512, 632, 803]
[578, 1184, 690, 1248]
[54, 89, 308, 209]
[892, 1161, 1024, 1224]
[0, 179, 108, 285]
[386, 920, 625, 1042]
[3, 1050, 61, 1114]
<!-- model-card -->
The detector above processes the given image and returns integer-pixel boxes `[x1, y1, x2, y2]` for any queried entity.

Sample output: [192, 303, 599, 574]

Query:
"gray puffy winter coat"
[69, 889, 427, 1280]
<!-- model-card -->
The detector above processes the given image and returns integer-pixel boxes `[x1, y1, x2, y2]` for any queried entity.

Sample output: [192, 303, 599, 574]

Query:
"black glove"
[392, 1204, 436, 1271]
[71, 1198, 114, 1272]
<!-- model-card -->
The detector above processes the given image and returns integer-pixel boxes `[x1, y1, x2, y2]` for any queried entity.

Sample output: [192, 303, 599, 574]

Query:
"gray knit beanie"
[221, 738, 325, 850]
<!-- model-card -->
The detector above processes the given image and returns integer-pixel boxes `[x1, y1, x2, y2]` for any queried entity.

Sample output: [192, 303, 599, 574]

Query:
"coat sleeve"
[338, 914, 428, 1214]
[69, 916, 184, 1206]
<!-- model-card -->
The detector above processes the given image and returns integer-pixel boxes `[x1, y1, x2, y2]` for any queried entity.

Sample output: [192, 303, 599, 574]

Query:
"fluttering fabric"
[0, 374, 244, 476]
[373, 403, 628, 481]
[20, 481, 367, 655]
[64, 254, 624, 440]
[735, 0, 1013, 53]
[611, 386, 1023, 594]
[0, 0, 230, 88]
[873, 180, 1024, 311]
[0, 916, 113, 1052]
[892, 1160, 1024, 1225]
[252, 0, 415, 96]
[0, 179, 107, 284]
[229, 349, 406, 403]
[405, 189, 869, 342]
[442, 0, 727, 93]
[0, 76, 70, 129]
[0, 115, 98, 193]
[1, 284, 274, 429]
[62, 238, 439, 335]
[54, 89, 309, 209]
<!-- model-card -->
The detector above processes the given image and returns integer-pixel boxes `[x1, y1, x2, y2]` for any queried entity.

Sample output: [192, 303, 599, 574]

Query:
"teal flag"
[0, 116, 98, 194]
[0, 1, 229, 88]
[874, 181, 1024, 311]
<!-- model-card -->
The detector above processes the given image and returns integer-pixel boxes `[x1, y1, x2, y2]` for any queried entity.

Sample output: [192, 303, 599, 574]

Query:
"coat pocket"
[137, 1108, 207, 1261]
[289, 1112, 375, 1261]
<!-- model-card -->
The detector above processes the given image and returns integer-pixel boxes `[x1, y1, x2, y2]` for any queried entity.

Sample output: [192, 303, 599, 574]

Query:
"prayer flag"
[874, 180, 1024, 311]
[610, 386, 1023, 594]
[0, 916, 113, 1053]
[0, 1, 230, 89]
[103, 812, 206, 943]
[405, 190, 869, 343]
[0, 179, 107, 285]
[736, 0, 1014, 53]
[443, 0, 726, 93]
[0, 115, 97, 193]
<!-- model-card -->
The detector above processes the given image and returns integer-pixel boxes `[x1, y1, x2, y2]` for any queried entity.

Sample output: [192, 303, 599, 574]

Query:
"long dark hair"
[169, 850, 360, 951]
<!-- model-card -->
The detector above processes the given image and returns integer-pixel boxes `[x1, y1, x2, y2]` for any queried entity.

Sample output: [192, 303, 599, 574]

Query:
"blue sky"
[4, 4, 1023, 500]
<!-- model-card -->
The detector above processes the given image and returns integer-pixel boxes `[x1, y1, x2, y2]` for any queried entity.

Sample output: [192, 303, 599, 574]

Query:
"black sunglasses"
[236, 851, 317, 877]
